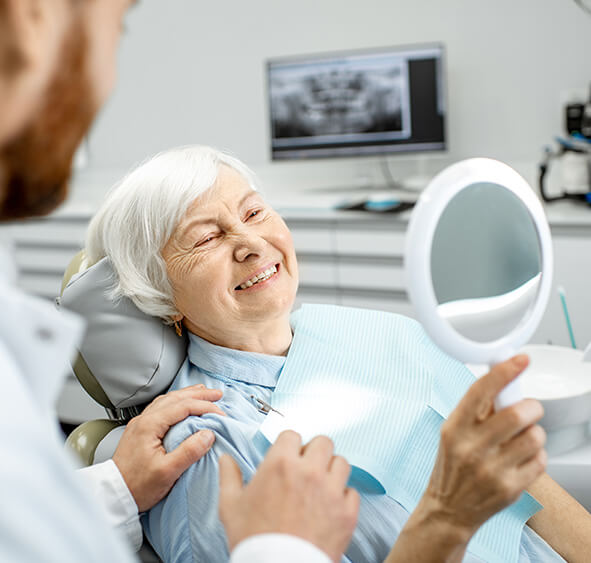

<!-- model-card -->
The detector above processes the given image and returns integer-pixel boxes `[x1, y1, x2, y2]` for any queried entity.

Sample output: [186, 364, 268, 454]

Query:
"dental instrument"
[251, 395, 284, 417]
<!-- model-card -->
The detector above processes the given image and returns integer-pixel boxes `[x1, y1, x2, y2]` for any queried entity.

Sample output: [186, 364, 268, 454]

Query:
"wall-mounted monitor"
[267, 44, 446, 160]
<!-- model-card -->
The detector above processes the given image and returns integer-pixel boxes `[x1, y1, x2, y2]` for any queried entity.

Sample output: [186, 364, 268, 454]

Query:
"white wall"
[81, 0, 591, 196]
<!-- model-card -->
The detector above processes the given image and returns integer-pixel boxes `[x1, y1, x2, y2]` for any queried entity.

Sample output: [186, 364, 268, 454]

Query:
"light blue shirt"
[143, 330, 564, 563]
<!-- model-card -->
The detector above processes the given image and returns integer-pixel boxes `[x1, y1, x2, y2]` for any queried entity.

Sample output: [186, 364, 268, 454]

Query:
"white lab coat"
[0, 245, 328, 563]
[0, 245, 136, 562]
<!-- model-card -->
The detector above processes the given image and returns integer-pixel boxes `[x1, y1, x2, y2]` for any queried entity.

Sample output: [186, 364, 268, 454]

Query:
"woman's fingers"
[424, 355, 548, 533]
[511, 449, 548, 493]
[454, 355, 529, 424]
[480, 399, 544, 446]
[499, 424, 547, 467]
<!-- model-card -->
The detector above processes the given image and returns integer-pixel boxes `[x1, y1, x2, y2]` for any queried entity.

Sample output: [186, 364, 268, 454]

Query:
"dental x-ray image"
[269, 56, 411, 141]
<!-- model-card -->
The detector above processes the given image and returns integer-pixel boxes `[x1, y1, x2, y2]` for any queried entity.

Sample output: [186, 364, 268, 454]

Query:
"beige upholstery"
[66, 419, 124, 466]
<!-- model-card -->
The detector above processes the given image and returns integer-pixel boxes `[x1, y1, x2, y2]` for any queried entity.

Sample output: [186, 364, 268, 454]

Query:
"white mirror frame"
[405, 158, 554, 367]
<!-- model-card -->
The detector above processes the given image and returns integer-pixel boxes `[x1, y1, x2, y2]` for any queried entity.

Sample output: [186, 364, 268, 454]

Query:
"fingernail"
[199, 430, 215, 447]
[513, 354, 528, 369]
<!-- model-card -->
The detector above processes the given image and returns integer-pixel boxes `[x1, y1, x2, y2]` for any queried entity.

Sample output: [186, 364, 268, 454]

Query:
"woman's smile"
[235, 263, 281, 292]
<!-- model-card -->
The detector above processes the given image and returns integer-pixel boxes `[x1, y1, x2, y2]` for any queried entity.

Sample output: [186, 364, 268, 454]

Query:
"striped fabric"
[143, 305, 564, 563]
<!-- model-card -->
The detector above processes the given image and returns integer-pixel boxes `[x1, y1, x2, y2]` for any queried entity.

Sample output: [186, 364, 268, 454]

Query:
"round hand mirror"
[405, 158, 553, 409]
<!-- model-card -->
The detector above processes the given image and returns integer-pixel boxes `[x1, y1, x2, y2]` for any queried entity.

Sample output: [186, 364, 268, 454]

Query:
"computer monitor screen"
[267, 44, 446, 160]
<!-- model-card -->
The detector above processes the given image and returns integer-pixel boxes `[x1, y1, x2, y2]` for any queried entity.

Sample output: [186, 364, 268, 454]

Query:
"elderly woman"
[86, 146, 590, 563]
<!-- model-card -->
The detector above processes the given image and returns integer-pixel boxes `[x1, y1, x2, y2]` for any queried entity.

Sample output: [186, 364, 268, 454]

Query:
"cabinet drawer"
[15, 247, 79, 274]
[295, 288, 339, 308]
[19, 274, 62, 299]
[298, 260, 337, 288]
[290, 228, 333, 254]
[338, 261, 405, 291]
[10, 221, 87, 246]
[335, 230, 405, 257]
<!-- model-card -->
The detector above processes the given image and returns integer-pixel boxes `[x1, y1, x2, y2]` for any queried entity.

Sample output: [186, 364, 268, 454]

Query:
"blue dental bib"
[259, 304, 541, 563]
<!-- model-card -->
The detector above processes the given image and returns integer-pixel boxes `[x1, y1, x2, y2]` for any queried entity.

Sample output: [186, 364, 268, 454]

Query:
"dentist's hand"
[219, 430, 360, 563]
[423, 355, 546, 537]
[112, 384, 225, 512]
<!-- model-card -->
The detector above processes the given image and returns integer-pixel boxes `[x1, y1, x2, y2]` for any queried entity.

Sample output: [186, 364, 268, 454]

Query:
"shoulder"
[163, 413, 214, 453]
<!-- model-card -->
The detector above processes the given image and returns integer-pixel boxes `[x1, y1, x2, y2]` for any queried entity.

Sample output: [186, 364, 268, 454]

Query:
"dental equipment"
[558, 285, 577, 349]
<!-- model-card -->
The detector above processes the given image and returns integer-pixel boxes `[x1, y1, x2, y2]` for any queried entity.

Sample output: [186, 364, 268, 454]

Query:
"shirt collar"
[187, 332, 286, 387]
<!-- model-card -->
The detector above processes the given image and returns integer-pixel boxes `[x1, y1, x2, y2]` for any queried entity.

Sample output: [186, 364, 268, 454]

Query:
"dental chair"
[59, 251, 187, 561]
[60, 251, 187, 464]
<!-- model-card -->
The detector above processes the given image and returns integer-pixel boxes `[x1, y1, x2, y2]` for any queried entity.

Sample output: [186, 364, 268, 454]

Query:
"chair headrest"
[60, 254, 187, 410]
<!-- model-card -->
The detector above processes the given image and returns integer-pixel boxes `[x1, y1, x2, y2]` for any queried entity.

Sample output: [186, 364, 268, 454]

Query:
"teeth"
[239, 265, 277, 290]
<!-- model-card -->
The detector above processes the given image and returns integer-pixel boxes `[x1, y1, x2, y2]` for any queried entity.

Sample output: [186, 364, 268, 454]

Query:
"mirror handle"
[494, 377, 524, 411]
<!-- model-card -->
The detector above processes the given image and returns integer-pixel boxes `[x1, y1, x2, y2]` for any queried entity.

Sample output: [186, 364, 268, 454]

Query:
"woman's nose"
[233, 231, 266, 262]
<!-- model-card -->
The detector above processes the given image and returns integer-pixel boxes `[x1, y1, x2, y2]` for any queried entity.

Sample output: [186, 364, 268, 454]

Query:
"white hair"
[85, 145, 260, 323]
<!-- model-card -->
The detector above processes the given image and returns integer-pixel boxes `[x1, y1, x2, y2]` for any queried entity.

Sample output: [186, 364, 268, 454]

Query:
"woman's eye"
[195, 235, 215, 247]
[247, 209, 261, 220]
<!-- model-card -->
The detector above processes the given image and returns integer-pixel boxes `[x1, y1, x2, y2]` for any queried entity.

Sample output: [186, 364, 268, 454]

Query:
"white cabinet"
[0, 215, 88, 300]
[286, 213, 412, 318]
[533, 229, 591, 348]
[287, 209, 591, 350]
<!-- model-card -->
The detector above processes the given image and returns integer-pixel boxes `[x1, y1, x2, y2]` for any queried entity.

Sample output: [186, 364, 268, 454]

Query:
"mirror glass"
[430, 182, 542, 343]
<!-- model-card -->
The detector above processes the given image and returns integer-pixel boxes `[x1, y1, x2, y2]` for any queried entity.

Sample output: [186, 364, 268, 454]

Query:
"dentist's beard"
[0, 21, 95, 221]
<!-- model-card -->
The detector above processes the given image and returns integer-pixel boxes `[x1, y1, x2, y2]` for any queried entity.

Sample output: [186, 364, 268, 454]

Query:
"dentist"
[0, 1, 351, 562]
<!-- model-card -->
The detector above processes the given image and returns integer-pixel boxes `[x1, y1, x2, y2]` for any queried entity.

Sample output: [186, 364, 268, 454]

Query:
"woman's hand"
[385, 355, 547, 563]
[112, 384, 225, 512]
[424, 354, 547, 537]
[219, 430, 360, 563]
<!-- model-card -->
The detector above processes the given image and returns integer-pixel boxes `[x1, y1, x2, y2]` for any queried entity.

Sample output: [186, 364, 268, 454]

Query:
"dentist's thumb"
[167, 429, 216, 480]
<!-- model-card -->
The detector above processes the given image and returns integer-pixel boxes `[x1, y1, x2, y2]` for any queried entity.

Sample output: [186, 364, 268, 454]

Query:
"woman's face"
[162, 166, 299, 346]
